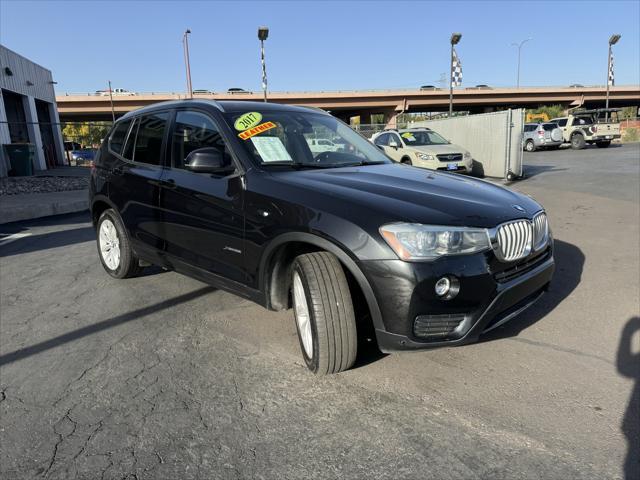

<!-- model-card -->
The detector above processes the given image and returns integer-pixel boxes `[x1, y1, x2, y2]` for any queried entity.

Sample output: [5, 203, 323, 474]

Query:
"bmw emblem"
[512, 204, 526, 212]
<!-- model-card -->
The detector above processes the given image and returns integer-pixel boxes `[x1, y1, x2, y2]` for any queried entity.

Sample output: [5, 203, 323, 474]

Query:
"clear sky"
[1, 0, 639, 94]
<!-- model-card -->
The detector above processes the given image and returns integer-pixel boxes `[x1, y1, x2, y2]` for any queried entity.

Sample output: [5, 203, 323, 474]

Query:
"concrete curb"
[0, 190, 89, 225]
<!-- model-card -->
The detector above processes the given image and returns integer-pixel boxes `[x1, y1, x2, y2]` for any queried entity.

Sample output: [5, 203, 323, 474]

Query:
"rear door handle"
[160, 178, 177, 189]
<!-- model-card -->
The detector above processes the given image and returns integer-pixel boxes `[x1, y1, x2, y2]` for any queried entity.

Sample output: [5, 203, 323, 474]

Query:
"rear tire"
[400, 157, 412, 165]
[291, 252, 357, 375]
[571, 133, 586, 150]
[596, 141, 611, 148]
[97, 209, 143, 279]
[524, 140, 536, 152]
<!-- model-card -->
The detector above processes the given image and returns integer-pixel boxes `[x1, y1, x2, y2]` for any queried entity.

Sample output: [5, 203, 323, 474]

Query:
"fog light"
[435, 277, 451, 296]
[435, 276, 460, 300]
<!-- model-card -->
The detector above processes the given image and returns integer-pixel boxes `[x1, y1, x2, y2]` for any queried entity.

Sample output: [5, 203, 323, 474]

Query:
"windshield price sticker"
[251, 136, 292, 162]
[234, 112, 263, 131]
[238, 121, 277, 140]
[401, 132, 416, 141]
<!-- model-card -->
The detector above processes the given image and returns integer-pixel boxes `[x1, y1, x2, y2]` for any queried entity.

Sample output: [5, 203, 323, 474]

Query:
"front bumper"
[361, 245, 555, 352]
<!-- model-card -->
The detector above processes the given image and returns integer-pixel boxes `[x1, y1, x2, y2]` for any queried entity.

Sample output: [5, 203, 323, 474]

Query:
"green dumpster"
[4, 143, 35, 176]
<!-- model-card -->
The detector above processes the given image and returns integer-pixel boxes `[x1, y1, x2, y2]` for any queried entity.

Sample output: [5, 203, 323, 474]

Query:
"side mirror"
[389, 140, 398, 148]
[184, 148, 234, 174]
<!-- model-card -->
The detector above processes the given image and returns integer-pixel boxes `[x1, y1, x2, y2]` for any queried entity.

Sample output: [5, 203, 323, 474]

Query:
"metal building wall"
[0, 44, 65, 176]
[411, 109, 525, 179]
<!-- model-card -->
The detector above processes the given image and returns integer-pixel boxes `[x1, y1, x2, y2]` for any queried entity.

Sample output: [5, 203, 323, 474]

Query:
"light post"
[449, 33, 461, 117]
[258, 26, 269, 102]
[183, 29, 193, 99]
[511, 37, 532, 88]
[606, 34, 621, 116]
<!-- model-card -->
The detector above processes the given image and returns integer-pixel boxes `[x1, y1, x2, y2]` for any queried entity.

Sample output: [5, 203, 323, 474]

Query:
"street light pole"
[183, 29, 193, 99]
[606, 34, 621, 117]
[449, 33, 461, 117]
[511, 37, 532, 88]
[258, 26, 269, 102]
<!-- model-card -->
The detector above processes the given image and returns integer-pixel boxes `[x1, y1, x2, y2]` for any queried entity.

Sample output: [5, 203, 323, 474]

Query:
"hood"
[410, 144, 469, 155]
[271, 164, 541, 229]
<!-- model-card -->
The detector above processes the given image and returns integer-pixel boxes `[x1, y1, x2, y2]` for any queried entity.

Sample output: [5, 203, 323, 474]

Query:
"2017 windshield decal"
[238, 121, 277, 140]
[234, 112, 263, 131]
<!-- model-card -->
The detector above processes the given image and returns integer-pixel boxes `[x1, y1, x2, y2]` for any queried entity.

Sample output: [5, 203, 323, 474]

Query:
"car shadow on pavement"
[0, 226, 95, 257]
[522, 164, 568, 179]
[0, 286, 216, 367]
[617, 316, 640, 480]
[481, 239, 584, 342]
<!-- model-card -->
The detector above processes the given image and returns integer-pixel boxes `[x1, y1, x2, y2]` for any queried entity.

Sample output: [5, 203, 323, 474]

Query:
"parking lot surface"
[1, 143, 639, 479]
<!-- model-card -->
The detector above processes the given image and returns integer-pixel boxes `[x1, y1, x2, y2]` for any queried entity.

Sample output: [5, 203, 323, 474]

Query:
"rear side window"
[542, 123, 556, 131]
[109, 120, 132, 154]
[524, 125, 536, 132]
[374, 133, 389, 146]
[122, 118, 138, 161]
[133, 112, 169, 165]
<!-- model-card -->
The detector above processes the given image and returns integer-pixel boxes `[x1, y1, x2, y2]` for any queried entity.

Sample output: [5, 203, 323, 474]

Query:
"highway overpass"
[56, 85, 640, 123]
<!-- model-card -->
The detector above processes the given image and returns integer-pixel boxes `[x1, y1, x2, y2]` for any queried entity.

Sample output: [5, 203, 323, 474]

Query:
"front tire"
[97, 209, 142, 279]
[596, 141, 611, 148]
[400, 157, 412, 165]
[291, 252, 357, 375]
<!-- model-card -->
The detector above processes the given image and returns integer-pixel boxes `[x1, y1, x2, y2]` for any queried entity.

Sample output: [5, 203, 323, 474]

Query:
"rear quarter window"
[108, 120, 132, 155]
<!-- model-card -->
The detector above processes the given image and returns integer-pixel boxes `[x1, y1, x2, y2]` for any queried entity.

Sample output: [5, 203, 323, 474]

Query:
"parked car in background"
[420, 85, 439, 90]
[68, 148, 96, 166]
[89, 100, 553, 375]
[522, 123, 564, 152]
[193, 89, 213, 95]
[306, 138, 339, 154]
[227, 88, 250, 94]
[371, 128, 473, 173]
[550, 108, 621, 149]
[99, 88, 136, 96]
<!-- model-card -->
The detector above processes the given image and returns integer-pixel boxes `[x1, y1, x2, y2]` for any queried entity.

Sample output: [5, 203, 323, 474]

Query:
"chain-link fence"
[60, 121, 112, 166]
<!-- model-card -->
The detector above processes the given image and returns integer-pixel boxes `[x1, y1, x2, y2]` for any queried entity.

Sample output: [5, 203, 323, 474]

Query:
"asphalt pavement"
[1, 143, 638, 479]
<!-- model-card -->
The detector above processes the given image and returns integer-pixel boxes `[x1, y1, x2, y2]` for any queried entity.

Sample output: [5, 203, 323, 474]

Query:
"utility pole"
[183, 29, 193, 99]
[449, 33, 462, 117]
[511, 38, 532, 88]
[107, 80, 115, 122]
[258, 26, 269, 102]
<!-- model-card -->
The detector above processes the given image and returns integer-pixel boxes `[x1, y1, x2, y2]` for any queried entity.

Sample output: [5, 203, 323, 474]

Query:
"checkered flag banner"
[608, 53, 615, 86]
[452, 47, 462, 87]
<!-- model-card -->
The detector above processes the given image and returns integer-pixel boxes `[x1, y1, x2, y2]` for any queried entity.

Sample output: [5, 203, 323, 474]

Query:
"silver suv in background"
[522, 123, 564, 152]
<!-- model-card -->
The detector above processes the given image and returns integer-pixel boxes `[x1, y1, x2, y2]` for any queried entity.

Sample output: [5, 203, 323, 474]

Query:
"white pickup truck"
[550, 108, 621, 149]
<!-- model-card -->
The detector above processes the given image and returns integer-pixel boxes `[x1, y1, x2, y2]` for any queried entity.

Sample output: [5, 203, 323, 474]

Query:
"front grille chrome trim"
[492, 219, 533, 262]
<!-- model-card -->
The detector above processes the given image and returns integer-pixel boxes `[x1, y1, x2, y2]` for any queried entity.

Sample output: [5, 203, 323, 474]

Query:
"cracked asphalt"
[1, 143, 639, 479]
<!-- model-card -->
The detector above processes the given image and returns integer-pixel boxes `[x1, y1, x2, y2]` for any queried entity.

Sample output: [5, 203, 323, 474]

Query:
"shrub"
[622, 127, 639, 143]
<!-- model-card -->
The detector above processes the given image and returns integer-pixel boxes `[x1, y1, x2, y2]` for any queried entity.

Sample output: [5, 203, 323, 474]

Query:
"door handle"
[160, 178, 177, 189]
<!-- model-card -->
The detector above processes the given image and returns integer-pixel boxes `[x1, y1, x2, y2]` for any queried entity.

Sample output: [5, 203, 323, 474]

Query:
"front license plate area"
[447, 163, 458, 170]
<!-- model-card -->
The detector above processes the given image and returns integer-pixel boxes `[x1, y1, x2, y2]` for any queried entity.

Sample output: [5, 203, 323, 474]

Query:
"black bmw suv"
[90, 100, 554, 374]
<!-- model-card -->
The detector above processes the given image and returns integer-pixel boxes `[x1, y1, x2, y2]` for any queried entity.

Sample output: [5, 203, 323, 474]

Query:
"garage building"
[0, 44, 65, 177]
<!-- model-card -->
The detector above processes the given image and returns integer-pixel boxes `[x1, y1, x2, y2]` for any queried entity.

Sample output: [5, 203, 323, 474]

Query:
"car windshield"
[224, 110, 391, 168]
[398, 130, 449, 146]
[541, 123, 557, 131]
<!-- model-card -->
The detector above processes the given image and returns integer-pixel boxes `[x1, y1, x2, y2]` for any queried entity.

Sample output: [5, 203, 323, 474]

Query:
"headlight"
[415, 152, 435, 161]
[463, 152, 471, 159]
[379, 223, 491, 261]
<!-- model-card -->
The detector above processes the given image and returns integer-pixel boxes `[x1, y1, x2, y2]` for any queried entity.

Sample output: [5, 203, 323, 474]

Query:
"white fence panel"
[410, 109, 525, 179]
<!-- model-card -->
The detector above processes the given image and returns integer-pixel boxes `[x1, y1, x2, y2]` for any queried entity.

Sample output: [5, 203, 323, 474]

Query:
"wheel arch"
[91, 195, 119, 227]
[259, 232, 385, 332]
